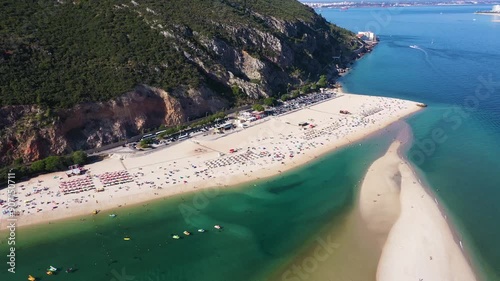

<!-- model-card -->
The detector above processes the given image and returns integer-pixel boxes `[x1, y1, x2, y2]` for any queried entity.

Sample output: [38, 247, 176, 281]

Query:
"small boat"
[123, 237, 131, 241]
[416, 103, 428, 108]
[409, 45, 418, 49]
[183, 231, 191, 236]
[172, 235, 180, 239]
[109, 214, 117, 218]
[197, 229, 206, 233]
[46, 271, 53, 276]
[92, 209, 100, 215]
[214, 225, 222, 230]
[28, 275, 36, 281]
[65, 267, 74, 273]
[48, 266, 57, 272]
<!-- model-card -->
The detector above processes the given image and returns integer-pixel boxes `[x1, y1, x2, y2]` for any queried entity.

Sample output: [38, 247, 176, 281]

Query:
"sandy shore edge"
[358, 134, 477, 280]
[1, 90, 423, 230]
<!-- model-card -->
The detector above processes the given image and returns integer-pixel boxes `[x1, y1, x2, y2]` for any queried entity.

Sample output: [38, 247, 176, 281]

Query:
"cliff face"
[0, 86, 227, 165]
[0, 0, 361, 166]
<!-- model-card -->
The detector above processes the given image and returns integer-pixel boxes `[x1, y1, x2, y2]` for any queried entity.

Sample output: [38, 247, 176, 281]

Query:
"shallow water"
[0, 126, 399, 281]
[324, 5, 500, 279]
[2, 5, 500, 281]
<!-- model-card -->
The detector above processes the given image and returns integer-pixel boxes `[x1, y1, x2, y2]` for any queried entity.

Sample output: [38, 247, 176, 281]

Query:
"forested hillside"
[0, 0, 361, 171]
[0, 0, 357, 108]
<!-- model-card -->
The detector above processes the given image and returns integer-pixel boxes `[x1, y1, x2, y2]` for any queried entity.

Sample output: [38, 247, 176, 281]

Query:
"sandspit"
[359, 139, 477, 281]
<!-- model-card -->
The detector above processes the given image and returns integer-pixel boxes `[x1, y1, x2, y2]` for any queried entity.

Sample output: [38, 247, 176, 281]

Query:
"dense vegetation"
[0, 0, 355, 109]
[0, 151, 88, 186]
[1, 0, 200, 108]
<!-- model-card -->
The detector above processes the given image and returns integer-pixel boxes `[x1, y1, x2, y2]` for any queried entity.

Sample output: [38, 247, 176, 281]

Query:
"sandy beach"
[0, 90, 422, 229]
[359, 138, 477, 281]
[359, 141, 402, 248]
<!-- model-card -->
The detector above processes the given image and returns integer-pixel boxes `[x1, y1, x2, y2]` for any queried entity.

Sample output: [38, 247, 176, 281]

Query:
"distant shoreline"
[306, 2, 500, 9]
[474, 12, 500, 15]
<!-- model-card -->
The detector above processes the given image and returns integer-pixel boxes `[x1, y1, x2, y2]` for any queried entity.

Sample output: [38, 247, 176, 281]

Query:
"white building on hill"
[357, 31, 377, 42]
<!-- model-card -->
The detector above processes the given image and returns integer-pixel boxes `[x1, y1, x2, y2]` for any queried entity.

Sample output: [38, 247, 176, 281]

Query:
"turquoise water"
[2, 5, 500, 281]
[1, 128, 399, 281]
[321, 5, 500, 279]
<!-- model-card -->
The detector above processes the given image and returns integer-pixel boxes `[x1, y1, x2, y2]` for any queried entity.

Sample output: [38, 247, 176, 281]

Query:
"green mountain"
[1, 0, 359, 108]
[0, 0, 361, 169]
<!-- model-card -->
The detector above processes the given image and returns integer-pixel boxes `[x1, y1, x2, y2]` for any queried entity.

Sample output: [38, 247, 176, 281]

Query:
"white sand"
[0, 90, 422, 229]
[359, 141, 402, 248]
[359, 141, 477, 281]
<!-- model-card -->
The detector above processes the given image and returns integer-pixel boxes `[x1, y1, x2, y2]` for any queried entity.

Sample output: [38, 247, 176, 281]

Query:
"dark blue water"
[320, 5, 500, 280]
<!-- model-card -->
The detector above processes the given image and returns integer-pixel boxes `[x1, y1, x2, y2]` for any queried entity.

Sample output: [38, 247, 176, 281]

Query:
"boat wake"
[409, 45, 442, 75]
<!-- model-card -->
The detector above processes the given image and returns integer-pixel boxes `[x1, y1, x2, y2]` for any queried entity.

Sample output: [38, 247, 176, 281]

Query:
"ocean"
[322, 5, 500, 280]
[1, 4, 500, 281]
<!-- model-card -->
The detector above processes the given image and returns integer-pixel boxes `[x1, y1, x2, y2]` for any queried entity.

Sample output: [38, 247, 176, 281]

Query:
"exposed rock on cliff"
[0, 0, 362, 166]
[0, 86, 227, 165]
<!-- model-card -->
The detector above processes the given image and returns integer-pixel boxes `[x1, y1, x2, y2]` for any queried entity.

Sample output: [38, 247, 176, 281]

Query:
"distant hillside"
[0, 0, 361, 168]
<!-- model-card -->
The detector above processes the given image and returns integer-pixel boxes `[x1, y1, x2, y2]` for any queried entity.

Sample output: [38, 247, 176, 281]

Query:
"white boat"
[409, 45, 418, 49]
[109, 214, 117, 218]
[214, 225, 222, 230]
[197, 229, 205, 233]
[48, 266, 57, 272]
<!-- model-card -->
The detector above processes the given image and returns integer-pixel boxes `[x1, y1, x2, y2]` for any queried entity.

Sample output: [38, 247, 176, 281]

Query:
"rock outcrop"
[0, 0, 362, 166]
[0, 85, 227, 165]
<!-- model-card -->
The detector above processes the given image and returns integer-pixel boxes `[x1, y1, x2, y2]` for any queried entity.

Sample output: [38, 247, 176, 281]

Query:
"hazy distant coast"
[302, 1, 500, 9]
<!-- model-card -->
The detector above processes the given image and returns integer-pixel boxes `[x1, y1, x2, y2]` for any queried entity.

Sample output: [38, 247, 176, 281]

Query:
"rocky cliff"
[0, 0, 362, 167]
[0, 85, 227, 164]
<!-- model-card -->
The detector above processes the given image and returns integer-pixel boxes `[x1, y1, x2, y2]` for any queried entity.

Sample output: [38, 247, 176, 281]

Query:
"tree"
[72, 150, 88, 165]
[280, 94, 289, 101]
[317, 75, 328, 88]
[263, 97, 277, 106]
[231, 85, 244, 99]
[139, 139, 154, 148]
[252, 104, 265, 112]
[44, 156, 65, 172]
[158, 127, 181, 139]
[13, 158, 23, 166]
[300, 84, 311, 94]
[30, 160, 46, 173]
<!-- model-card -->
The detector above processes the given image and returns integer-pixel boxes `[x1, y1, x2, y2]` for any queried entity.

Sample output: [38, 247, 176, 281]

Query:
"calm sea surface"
[323, 5, 500, 280]
[1, 5, 499, 281]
